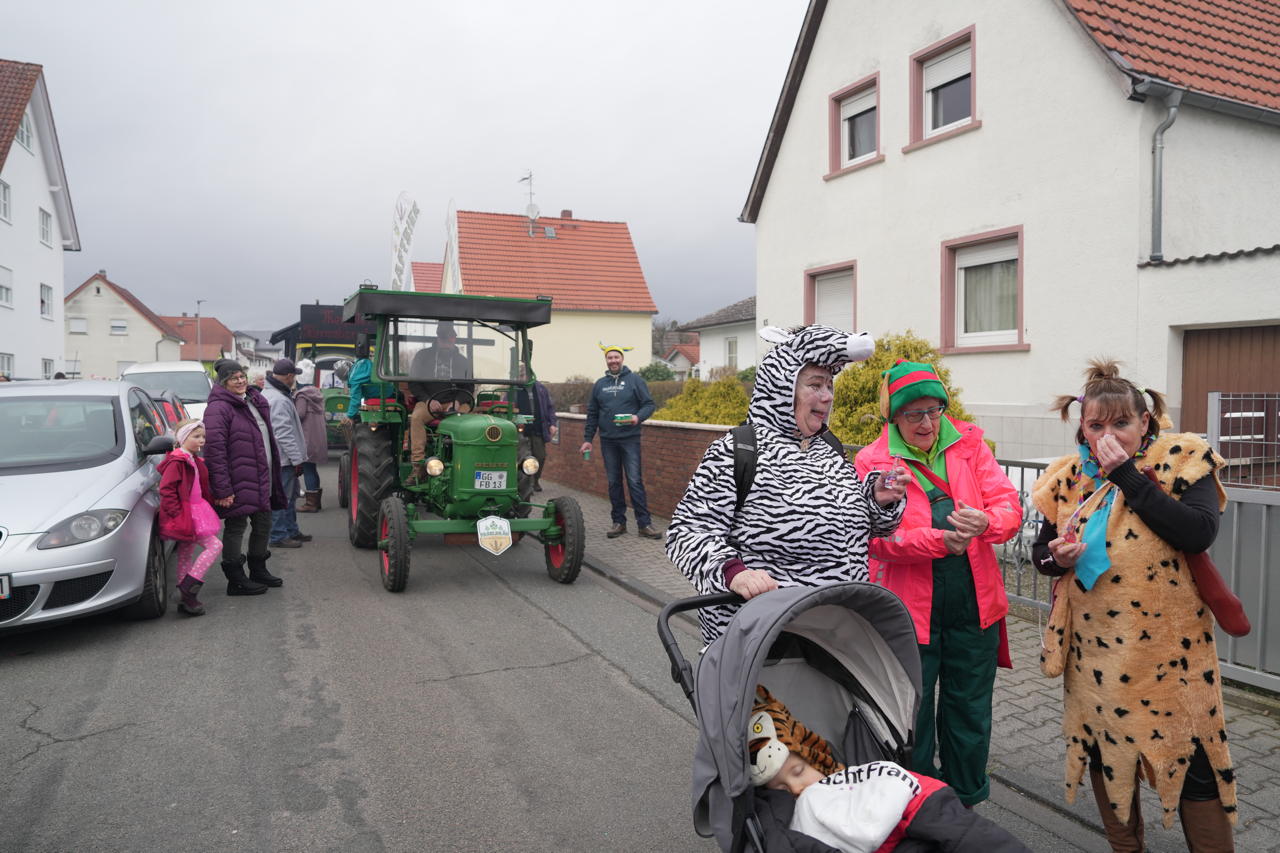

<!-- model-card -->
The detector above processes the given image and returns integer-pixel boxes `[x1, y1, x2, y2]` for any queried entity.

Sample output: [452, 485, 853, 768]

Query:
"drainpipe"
[1149, 89, 1183, 262]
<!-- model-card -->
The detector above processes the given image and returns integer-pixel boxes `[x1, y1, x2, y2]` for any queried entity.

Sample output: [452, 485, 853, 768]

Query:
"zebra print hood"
[748, 324, 874, 437]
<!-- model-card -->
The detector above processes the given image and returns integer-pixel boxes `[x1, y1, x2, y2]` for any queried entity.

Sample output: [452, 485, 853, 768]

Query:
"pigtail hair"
[1050, 394, 1080, 421]
[1144, 387, 1169, 429]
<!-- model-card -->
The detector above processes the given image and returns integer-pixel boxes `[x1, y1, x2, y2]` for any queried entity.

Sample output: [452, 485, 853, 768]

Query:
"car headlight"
[37, 509, 129, 549]
[425, 457, 445, 477]
[521, 457, 541, 476]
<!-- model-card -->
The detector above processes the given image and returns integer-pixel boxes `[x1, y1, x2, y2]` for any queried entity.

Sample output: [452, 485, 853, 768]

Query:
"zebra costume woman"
[666, 324, 905, 645]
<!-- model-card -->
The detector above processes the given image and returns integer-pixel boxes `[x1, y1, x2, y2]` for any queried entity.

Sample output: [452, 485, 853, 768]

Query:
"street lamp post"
[195, 299, 205, 365]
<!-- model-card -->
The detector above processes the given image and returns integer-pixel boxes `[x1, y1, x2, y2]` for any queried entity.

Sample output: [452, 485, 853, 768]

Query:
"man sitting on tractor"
[406, 321, 474, 484]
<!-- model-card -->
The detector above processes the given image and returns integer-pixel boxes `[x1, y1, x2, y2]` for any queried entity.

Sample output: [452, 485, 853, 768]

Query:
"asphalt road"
[2, 463, 1111, 852]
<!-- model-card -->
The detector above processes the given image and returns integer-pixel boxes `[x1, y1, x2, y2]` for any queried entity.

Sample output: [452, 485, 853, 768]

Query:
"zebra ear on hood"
[758, 326, 793, 345]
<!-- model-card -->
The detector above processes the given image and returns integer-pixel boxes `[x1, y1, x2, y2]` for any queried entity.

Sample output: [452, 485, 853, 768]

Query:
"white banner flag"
[390, 191, 421, 291]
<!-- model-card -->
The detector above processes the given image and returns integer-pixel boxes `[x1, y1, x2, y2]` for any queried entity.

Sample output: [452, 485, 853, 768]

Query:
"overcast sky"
[5, 0, 808, 332]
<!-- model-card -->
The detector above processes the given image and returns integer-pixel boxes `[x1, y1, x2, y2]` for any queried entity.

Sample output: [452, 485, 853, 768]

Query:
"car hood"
[0, 458, 137, 534]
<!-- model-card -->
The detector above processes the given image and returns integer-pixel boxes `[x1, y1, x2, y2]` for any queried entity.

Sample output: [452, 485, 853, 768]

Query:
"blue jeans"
[271, 466, 302, 543]
[301, 461, 320, 491]
[600, 437, 651, 527]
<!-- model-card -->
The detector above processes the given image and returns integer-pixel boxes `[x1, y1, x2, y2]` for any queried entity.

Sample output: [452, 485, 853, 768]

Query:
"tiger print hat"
[748, 685, 843, 786]
[747, 324, 875, 437]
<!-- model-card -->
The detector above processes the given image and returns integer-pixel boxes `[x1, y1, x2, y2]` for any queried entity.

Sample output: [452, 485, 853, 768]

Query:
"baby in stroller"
[748, 686, 1030, 853]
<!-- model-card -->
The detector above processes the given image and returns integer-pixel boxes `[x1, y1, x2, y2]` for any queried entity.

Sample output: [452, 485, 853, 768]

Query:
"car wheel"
[544, 496, 584, 584]
[123, 529, 169, 619]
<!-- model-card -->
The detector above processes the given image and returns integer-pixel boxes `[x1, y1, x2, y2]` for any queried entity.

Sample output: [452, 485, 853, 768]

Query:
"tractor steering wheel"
[427, 387, 476, 415]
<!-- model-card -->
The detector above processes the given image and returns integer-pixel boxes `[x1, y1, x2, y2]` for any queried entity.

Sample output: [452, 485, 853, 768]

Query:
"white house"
[63, 271, 184, 378]
[0, 59, 80, 379]
[742, 0, 1280, 459]
[682, 296, 757, 377]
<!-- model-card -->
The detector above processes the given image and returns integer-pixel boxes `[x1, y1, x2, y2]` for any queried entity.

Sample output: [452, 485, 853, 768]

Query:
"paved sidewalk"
[544, 478, 1280, 852]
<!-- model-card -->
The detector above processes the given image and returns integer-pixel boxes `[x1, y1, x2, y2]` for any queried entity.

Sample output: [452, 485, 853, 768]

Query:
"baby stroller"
[658, 582, 923, 853]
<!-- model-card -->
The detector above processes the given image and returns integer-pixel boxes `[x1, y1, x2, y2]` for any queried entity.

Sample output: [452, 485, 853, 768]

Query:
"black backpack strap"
[731, 422, 756, 515]
[819, 429, 846, 462]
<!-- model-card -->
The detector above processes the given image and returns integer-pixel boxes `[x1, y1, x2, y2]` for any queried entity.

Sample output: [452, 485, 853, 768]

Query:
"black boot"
[247, 552, 283, 588]
[177, 575, 206, 616]
[222, 555, 267, 596]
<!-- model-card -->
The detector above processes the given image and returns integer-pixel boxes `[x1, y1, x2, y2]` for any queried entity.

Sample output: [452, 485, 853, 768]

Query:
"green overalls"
[895, 427, 1000, 806]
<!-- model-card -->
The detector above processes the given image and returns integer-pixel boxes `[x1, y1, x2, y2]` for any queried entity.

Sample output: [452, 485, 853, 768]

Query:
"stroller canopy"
[690, 582, 922, 847]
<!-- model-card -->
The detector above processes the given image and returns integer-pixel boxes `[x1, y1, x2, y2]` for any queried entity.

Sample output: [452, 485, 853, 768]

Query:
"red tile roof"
[159, 315, 235, 361]
[65, 273, 186, 341]
[0, 60, 41, 172]
[665, 342, 700, 365]
[412, 261, 444, 293]
[455, 210, 657, 313]
[1066, 0, 1280, 112]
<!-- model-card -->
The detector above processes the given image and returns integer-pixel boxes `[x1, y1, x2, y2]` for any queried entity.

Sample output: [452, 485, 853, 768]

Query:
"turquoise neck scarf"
[1073, 444, 1114, 590]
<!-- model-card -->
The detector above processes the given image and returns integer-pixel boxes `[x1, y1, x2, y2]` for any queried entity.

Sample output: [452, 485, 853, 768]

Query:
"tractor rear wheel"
[348, 424, 396, 549]
[544, 495, 584, 584]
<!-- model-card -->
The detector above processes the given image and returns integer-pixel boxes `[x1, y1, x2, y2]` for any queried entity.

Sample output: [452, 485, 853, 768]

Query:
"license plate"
[0, 575, 9, 600]
[474, 471, 507, 490]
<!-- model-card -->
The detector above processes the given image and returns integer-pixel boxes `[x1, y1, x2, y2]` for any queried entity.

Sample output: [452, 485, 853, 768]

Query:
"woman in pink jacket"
[854, 361, 1021, 806]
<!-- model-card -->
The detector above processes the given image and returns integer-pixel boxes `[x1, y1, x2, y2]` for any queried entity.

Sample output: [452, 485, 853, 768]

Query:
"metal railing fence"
[1208, 391, 1280, 490]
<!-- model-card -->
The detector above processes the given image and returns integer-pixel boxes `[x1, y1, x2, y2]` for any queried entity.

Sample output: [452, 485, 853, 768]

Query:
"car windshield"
[131, 371, 211, 403]
[0, 397, 121, 470]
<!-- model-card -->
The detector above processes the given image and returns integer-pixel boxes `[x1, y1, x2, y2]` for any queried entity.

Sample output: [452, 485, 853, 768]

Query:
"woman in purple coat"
[203, 359, 286, 595]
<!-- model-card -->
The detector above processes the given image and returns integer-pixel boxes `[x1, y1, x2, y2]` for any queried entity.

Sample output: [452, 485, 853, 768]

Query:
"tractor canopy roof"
[342, 289, 552, 328]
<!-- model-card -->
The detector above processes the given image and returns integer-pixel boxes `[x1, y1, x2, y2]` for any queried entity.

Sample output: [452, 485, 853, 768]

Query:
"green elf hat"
[879, 359, 949, 419]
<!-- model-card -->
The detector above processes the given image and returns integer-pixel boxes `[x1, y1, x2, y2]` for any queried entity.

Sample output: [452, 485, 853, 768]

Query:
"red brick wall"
[544, 414, 729, 518]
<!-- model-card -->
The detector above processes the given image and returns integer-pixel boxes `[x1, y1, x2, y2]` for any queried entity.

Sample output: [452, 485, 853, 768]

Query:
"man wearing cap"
[580, 343, 660, 539]
[262, 357, 311, 549]
[406, 321, 474, 482]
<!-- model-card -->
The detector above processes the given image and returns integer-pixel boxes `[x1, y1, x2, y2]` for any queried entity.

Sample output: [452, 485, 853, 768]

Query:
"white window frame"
[42, 359, 54, 379]
[0, 266, 12, 308]
[39, 208, 52, 246]
[725, 336, 738, 370]
[0, 179, 10, 222]
[954, 238, 1019, 348]
[923, 42, 973, 138]
[839, 87, 878, 167]
[110, 319, 129, 336]
[0, 353, 13, 377]
[40, 284, 53, 318]
[69, 316, 88, 334]
[15, 111, 33, 151]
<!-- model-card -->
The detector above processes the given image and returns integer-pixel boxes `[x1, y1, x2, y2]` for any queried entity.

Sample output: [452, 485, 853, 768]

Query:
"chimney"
[560, 210, 572, 219]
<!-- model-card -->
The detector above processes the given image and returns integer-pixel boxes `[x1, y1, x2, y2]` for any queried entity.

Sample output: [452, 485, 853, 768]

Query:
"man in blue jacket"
[580, 343, 661, 539]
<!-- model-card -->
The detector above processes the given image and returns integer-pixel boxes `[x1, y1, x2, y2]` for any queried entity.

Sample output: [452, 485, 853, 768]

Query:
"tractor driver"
[406, 321, 474, 483]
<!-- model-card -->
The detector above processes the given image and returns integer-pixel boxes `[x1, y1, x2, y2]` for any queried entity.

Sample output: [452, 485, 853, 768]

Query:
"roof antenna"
[519, 170, 539, 237]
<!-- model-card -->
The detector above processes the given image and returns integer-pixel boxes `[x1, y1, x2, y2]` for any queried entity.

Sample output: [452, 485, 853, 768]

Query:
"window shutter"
[814, 270, 855, 333]
[839, 88, 876, 121]
[923, 43, 971, 90]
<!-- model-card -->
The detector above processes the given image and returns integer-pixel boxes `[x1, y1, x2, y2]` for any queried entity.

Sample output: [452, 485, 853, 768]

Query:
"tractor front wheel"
[349, 424, 396, 549]
[378, 496, 411, 593]
[337, 451, 351, 509]
[544, 495, 584, 584]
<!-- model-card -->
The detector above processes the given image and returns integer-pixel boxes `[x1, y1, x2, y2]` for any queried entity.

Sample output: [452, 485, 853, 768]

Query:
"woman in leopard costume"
[1033, 359, 1235, 852]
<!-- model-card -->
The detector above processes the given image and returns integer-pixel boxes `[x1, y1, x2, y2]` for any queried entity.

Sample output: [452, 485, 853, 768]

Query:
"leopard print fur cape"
[1032, 433, 1235, 827]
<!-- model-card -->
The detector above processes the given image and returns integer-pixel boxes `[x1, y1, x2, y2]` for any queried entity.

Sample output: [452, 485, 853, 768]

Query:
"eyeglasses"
[899, 405, 945, 423]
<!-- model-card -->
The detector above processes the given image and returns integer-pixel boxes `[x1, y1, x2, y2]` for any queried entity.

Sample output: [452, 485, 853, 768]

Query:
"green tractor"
[340, 288, 584, 592]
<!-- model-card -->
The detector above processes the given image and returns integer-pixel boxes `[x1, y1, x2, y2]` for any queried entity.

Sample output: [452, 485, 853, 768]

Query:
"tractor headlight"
[37, 509, 129, 549]
[425, 457, 445, 477]
[521, 457, 541, 476]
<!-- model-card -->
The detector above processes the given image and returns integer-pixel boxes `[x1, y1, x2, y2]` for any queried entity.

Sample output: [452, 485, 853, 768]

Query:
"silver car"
[0, 380, 175, 632]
